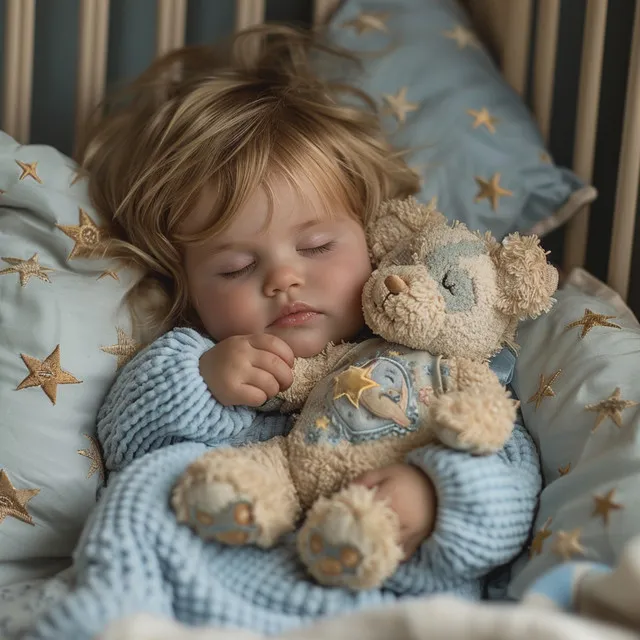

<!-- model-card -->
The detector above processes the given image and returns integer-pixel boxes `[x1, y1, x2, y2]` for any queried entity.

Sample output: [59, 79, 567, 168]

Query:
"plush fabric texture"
[27, 328, 541, 639]
[0, 131, 136, 588]
[319, 0, 596, 238]
[507, 278, 640, 598]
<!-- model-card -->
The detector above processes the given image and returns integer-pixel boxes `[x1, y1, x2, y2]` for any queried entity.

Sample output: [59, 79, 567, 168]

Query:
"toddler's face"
[183, 176, 372, 357]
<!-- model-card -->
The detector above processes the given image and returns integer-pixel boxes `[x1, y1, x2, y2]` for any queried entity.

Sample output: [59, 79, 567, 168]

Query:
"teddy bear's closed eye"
[442, 271, 456, 293]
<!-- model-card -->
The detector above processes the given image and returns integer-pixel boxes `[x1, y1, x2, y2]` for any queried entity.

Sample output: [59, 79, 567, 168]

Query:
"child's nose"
[263, 265, 304, 296]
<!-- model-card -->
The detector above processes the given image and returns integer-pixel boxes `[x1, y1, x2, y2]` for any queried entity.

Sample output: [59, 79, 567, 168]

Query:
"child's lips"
[270, 310, 320, 328]
[269, 302, 321, 328]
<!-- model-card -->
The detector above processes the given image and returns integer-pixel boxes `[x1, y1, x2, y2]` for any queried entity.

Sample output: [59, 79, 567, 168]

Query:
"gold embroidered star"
[0, 253, 54, 287]
[592, 488, 623, 526]
[558, 463, 572, 476]
[315, 416, 330, 430]
[474, 173, 513, 211]
[101, 328, 143, 369]
[585, 387, 638, 431]
[529, 517, 552, 557]
[334, 365, 379, 408]
[15, 160, 43, 183]
[78, 434, 106, 483]
[565, 308, 621, 338]
[0, 469, 40, 526]
[342, 11, 389, 34]
[553, 528, 586, 561]
[56, 208, 108, 260]
[467, 107, 498, 133]
[527, 369, 562, 410]
[382, 87, 419, 124]
[98, 269, 120, 281]
[16, 345, 82, 405]
[443, 24, 479, 49]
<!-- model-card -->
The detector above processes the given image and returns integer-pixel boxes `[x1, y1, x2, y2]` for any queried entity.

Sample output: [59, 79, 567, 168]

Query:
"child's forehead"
[183, 173, 351, 239]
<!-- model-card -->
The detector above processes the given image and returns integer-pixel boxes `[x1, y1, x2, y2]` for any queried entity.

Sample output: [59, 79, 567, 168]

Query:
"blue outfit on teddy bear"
[27, 328, 541, 640]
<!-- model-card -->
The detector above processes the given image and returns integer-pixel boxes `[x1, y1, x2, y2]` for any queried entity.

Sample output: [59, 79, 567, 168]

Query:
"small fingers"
[237, 384, 269, 408]
[249, 334, 295, 367]
[251, 349, 293, 391]
[244, 369, 281, 403]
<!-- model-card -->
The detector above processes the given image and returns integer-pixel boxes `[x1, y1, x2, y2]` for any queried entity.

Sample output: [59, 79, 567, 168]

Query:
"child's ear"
[490, 233, 559, 319]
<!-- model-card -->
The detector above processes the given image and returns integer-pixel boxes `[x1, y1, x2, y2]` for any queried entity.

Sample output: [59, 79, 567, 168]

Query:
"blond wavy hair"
[78, 25, 419, 340]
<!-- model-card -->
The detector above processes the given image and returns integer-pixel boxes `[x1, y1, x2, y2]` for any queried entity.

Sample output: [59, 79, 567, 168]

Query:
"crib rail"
[2, 0, 637, 302]
[469, 0, 640, 301]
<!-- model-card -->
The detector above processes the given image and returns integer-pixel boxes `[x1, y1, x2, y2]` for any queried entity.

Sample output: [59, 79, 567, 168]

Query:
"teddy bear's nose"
[384, 275, 408, 294]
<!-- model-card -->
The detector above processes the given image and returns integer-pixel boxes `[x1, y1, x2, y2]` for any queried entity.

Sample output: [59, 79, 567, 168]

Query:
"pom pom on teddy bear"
[172, 197, 558, 590]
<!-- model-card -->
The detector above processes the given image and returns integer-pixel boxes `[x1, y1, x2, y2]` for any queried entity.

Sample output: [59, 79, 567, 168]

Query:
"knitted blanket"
[24, 328, 541, 640]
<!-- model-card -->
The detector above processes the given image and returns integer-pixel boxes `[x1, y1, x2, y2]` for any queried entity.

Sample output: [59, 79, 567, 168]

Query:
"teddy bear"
[171, 197, 558, 590]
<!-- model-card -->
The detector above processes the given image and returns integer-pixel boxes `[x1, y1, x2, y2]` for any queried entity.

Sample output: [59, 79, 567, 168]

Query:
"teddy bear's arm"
[278, 342, 358, 411]
[428, 358, 518, 455]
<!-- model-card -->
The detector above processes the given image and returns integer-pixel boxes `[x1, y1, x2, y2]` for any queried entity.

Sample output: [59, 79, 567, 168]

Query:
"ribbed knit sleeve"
[97, 327, 291, 472]
[387, 420, 541, 595]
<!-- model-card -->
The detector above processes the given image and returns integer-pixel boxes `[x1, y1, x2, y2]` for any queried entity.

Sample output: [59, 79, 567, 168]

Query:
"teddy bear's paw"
[429, 390, 516, 454]
[301, 530, 363, 580]
[297, 484, 403, 590]
[174, 480, 261, 546]
[191, 498, 261, 546]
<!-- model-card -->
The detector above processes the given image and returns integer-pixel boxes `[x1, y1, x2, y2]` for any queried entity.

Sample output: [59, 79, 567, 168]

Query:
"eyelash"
[219, 242, 336, 279]
[299, 241, 335, 256]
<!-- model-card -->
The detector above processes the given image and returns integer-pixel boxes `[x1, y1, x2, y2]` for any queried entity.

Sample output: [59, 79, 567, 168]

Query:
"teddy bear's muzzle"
[363, 267, 447, 351]
[384, 274, 408, 294]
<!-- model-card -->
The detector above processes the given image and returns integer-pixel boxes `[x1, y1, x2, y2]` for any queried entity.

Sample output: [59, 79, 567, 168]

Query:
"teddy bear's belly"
[285, 343, 448, 508]
[287, 427, 435, 510]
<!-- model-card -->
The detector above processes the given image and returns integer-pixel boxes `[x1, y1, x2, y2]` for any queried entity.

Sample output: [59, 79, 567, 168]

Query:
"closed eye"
[220, 262, 255, 279]
[442, 272, 456, 293]
[298, 241, 335, 256]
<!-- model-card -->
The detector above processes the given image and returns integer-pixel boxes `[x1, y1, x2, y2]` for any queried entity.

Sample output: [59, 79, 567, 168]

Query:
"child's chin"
[274, 329, 328, 359]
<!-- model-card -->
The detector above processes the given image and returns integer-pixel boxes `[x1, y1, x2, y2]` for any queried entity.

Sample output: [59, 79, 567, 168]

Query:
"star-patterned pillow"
[0, 131, 140, 588]
[319, 0, 596, 238]
[507, 272, 640, 597]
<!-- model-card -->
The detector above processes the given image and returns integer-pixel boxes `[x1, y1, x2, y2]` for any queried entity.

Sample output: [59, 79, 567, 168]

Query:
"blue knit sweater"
[28, 328, 541, 639]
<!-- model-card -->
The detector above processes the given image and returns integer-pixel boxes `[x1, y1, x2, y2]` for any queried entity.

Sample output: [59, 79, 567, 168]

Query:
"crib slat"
[502, 0, 532, 97]
[2, 0, 36, 144]
[313, 0, 340, 27]
[532, 0, 560, 143]
[235, 0, 265, 31]
[156, 0, 187, 57]
[75, 0, 110, 143]
[608, 0, 640, 299]
[564, 0, 608, 274]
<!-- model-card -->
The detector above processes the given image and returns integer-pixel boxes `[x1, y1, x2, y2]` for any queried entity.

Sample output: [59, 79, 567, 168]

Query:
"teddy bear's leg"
[172, 436, 300, 548]
[429, 358, 517, 454]
[297, 484, 403, 590]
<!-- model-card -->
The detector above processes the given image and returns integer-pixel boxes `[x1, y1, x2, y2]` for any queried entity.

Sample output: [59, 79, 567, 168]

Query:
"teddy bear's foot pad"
[297, 484, 403, 589]
[189, 500, 261, 545]
[303, 530, 363, 579]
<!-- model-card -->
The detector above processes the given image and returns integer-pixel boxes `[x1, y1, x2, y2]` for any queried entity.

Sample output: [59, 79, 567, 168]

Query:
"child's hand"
[353, 463, 437, 560]
[199, 334, 294, 407]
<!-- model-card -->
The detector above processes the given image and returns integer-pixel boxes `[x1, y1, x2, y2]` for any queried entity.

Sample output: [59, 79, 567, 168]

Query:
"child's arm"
[97, 327, 292, 473]
[396, 418, 541, 591]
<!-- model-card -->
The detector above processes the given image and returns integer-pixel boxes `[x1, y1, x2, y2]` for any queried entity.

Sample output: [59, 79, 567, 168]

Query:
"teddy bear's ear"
[367, 196, 446, 265]
[490, 233, 559, 319]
